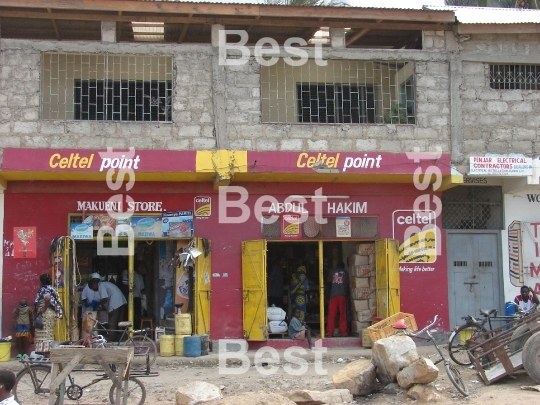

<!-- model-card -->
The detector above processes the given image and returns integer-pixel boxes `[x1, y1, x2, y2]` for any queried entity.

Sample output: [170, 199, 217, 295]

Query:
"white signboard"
[469, 156, 533, 176]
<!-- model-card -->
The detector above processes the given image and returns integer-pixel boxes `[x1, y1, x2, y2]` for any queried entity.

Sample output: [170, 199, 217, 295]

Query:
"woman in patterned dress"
[34, 274, 63, 353]
[290, 264, 309, 322]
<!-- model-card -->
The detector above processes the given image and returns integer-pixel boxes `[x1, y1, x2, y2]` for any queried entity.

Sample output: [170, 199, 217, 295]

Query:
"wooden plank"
[49, 363, 60, 405]
[484, 352, 523, 384]
[50, 353, 84, 392]
[51, 347, 133, 364]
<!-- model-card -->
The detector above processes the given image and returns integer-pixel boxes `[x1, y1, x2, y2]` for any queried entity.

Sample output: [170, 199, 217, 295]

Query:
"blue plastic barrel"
[200, 334, 209, 356]
[184, 335, 202, 357]
[506, 302, 516, 317]
[505, 302, 516, 328]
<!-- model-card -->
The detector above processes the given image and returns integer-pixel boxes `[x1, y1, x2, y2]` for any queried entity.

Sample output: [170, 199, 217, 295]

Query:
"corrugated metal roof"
[425, 5, 540, 24]
[136, 0, 450, 10]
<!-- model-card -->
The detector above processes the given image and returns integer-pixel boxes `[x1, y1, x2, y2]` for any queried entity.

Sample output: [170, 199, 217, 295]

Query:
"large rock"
[332, 359, 377, 396]
[283, 389, 353, 404]
[208, 392, 297, 405]
[407, 384, 441, 402]
[371, 335, 419, 384]
[397, 358, 439, 389]
[176, 381, 222, 405]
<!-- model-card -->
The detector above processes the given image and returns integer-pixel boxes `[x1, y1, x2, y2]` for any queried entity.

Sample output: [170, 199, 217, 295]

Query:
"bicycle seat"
[118, 321, 133, 328]
[479, 308, 498, 317]
[392, 319, 408, 329]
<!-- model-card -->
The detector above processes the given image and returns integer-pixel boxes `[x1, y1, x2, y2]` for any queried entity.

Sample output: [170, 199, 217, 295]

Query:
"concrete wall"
[0, 32, 456, 160]
[454, 33, 540, 173]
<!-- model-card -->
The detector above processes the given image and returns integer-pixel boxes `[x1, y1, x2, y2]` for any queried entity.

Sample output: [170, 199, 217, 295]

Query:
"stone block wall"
[0, 35, 459, 159]
[455, 33, 540, 170]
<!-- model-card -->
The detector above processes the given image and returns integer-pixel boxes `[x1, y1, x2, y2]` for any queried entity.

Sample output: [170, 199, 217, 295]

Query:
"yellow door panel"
[242, 240, 267, 341]
[195, 238, 211, 335]
[375, 239, 400, 318]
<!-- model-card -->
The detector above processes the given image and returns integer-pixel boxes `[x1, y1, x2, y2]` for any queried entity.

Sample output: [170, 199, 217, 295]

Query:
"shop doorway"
[71, 237, 211, 337]
[242, 238, 399, 341]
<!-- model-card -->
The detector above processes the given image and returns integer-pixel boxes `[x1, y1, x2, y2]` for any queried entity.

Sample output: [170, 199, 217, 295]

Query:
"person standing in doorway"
[290, 262, 309, 322]
[326, 262, 350, 337]
[88, 274, 127, 341]
[268, 257, 286, 311]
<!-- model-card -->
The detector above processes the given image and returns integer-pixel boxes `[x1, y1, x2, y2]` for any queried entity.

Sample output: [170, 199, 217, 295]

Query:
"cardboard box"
[352, 321, 372, 333]
[350, 277, 370, 289]
[351, 287, 373, 300]
[354, 310, 373, 322]
[352, 299, 369, 312]
[351, 264, 374, 278]
[355, 243, 374, 255]
[368, 253, 375, 264]
[348, 254, 369, 266]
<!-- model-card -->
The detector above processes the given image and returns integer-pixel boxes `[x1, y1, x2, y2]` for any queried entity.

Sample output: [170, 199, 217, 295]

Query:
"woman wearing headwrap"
[34, 274, 63, 352]
[290, 263, 309, 322]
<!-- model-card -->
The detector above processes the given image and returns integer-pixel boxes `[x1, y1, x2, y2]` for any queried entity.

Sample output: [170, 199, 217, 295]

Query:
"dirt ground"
[4, 345, 540, 404]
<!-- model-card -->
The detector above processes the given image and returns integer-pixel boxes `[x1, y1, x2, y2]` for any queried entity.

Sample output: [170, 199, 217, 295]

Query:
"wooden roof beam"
[247, 15, 261, 34]
[47, 8, 60, 40]
[178, 13, 192, 43]
[0, 10, 451, 31]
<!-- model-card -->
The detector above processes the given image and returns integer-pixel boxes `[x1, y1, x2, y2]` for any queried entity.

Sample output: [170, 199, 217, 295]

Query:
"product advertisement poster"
[336, 216, 351, 237]
[131, 216, 163, 238]
[70, 223, 93, 239]
[162, 211, 193, 237]
[14, 227, 37, 258]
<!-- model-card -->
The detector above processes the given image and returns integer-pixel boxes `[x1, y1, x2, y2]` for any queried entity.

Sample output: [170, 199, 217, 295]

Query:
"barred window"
[262, 59, 415, 124]
[297, 84, 375, 123]
[74, 80, 171, 121]
[490, 64, 540, 90]
[442, 186, 503, 230]
[42, 53, 173, 121]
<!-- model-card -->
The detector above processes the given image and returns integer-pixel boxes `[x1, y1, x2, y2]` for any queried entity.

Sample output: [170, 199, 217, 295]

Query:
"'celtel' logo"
[194, 196, 212, 217]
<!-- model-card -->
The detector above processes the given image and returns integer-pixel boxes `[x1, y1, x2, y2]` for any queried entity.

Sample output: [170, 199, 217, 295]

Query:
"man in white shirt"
[88, 274, 127, 341]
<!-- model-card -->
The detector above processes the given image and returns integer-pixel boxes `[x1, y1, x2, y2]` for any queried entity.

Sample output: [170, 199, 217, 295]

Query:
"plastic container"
[184, 335, 201, 357]
[175, 335, 189, 356]
[175, 314, 192, 335]
[368, 312, 417, 343]
[159, 335, 175, 357]
[361, 329, 372, 348]
[200, 334, 209, 356]
[459, 328, 475, 346]
[0, 342, 11, 362]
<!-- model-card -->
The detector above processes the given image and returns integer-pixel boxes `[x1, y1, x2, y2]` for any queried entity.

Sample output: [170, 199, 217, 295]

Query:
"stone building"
[0, 1, 538, 345]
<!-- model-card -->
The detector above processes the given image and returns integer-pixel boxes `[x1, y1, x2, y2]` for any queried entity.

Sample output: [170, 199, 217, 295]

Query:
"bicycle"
[81, 314, 157, 370]
[13, 357, 146, 405]
[448, 306, 534, 366]
[393, 315, 469, 397]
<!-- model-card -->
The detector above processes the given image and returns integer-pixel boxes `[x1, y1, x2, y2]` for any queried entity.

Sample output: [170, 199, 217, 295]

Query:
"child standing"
[12, 298, 33, 360]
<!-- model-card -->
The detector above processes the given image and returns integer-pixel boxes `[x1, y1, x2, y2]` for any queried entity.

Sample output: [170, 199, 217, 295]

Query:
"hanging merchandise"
[50, 236, 81, 342]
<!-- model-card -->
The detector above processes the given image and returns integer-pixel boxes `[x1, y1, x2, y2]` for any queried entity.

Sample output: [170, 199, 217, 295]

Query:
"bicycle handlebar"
[408, 315, 439, 338]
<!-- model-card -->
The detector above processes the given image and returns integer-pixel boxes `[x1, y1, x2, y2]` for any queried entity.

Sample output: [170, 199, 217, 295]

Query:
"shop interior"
[75, 239, 179, 331]
[266, 240, 374, 337]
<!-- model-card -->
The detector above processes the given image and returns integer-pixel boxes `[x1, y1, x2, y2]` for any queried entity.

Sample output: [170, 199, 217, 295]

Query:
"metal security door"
[448, 232, 501, 328]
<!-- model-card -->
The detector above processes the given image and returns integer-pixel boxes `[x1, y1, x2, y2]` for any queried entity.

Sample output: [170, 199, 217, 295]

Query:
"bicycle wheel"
[448, 324, 486, 366]
[109, 377, 146, 405]
[14, 365, 59, 405]
[445, 362, 469, 396]
[122, 335, 157, 369]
